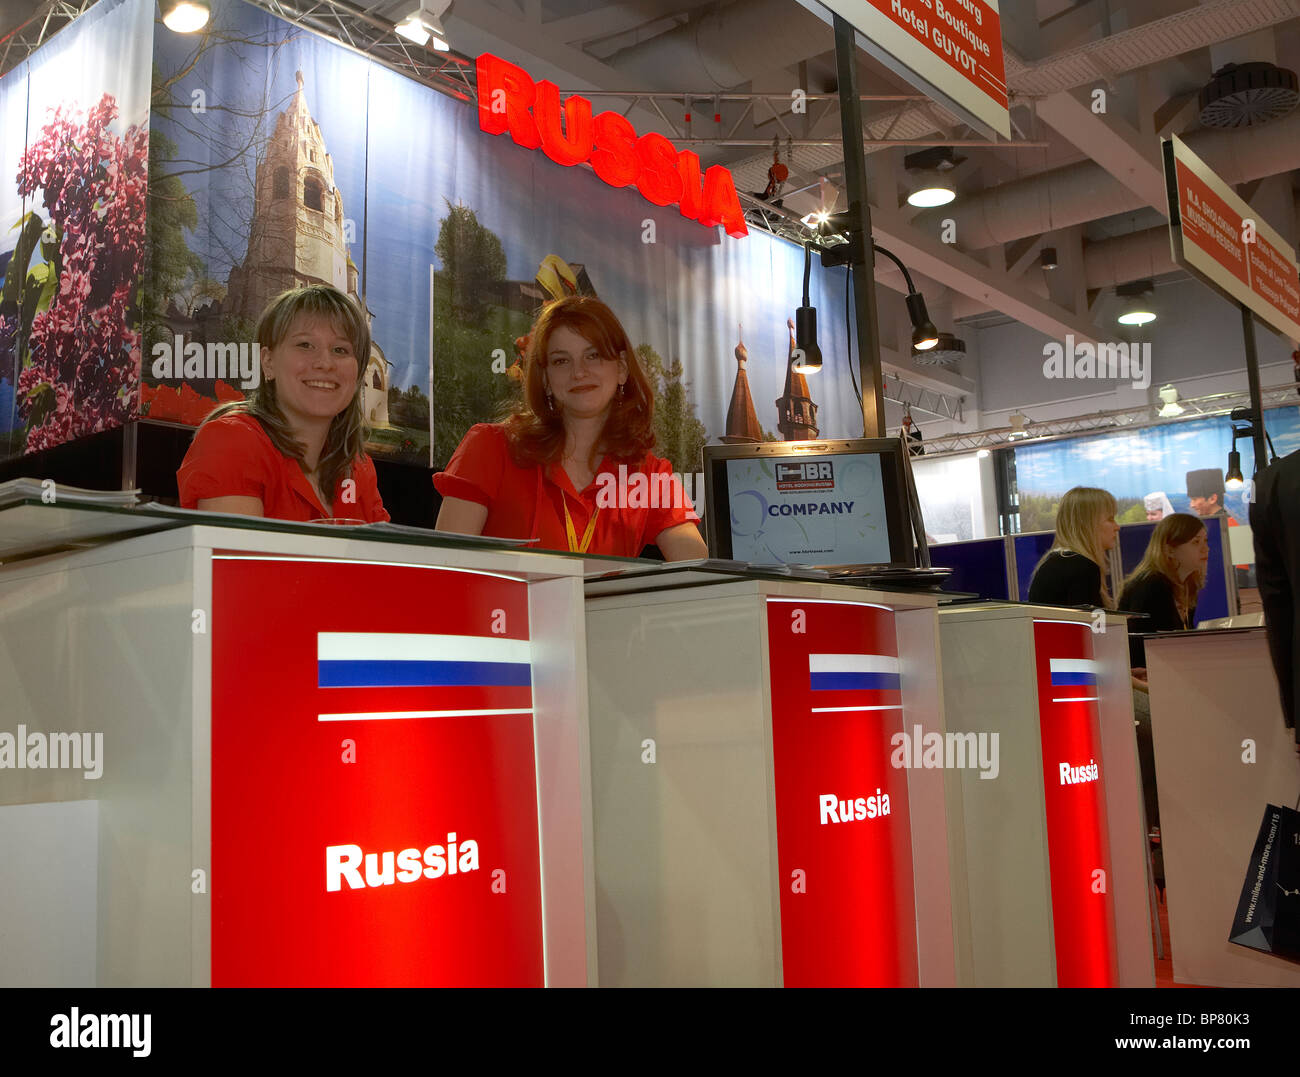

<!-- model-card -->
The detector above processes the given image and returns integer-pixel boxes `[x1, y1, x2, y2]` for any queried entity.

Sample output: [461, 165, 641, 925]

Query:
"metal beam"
[868, 197, 1102, 345]
[1033, 87, 1167, 212]
[832, 11, 885, 439]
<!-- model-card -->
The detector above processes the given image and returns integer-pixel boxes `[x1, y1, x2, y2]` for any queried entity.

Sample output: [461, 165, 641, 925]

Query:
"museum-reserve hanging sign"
[475, 53, 748, 238]
[1163, 134, 1300, 341]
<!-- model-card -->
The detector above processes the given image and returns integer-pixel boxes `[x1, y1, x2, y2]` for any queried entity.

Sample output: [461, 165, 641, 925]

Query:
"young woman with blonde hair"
[177, 284, 389, 522]
[1026, 486, 1120, 608]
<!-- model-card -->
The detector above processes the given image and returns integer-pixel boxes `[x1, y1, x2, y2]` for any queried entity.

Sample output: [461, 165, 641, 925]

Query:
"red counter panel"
[210, 557, 545, 986]
[766, 598, 919, 987]
[1033, 619, 1119, 987]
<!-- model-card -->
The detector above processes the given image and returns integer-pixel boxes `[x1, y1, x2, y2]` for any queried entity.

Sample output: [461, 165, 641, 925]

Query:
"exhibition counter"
[1145, 627, 1300, 988]
[584, 570, 952, 987]
[0, 502, 1172, 989]
[937, 603, 1153, 987]
[0, 503, 597, 987]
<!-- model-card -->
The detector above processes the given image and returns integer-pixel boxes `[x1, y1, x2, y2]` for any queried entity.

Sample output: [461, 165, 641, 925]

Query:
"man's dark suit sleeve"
[1250, 465, 1296, 735]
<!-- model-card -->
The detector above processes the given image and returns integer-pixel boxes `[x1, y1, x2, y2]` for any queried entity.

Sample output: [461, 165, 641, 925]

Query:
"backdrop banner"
[0, 0, 153, 458]
[132, 0, 866, 479]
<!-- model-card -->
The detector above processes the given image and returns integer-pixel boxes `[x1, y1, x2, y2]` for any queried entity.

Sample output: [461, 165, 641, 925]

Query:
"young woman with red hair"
[434, 296, 708, 560]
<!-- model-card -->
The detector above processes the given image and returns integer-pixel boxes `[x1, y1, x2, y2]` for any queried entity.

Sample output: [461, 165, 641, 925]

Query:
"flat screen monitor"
[701, 439, 916, 570]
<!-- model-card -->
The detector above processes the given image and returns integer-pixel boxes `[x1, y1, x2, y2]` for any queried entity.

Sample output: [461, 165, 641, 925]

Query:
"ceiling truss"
[918, 381, 1300, 456]
[884, 376, 965, 422]
[0, 0, 96, 76]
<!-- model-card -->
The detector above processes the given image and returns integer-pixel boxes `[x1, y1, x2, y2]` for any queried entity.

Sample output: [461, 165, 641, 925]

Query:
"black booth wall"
[0, 421, 440, 529]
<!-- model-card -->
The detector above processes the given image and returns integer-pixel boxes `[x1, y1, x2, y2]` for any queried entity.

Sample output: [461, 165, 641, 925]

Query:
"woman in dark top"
[1026, 486, 1120, 608]
[1117, 512, 1208, 880]
[1119, 512, 1209, 670]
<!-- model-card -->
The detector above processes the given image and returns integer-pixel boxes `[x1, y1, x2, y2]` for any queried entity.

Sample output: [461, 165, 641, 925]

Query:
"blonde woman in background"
[1026, 486, 1120, 609]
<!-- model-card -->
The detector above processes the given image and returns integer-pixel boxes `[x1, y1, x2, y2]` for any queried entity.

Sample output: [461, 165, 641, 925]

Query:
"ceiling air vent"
[912, 332, 966, 366]
[1199, 62, 1299, 128]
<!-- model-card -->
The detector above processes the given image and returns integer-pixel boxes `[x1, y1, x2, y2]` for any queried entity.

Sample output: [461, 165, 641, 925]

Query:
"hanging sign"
[796, 0, 1010, 141]
[475, 52, 748, 238]
[1163, 134, 1300, 341]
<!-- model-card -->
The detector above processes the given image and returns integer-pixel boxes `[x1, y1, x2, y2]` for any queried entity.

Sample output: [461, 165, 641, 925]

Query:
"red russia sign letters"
[476, 52, 748, 238]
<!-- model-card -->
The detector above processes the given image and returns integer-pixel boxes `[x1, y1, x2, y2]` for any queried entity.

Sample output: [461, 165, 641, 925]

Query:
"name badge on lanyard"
[562, 495, 599, 554]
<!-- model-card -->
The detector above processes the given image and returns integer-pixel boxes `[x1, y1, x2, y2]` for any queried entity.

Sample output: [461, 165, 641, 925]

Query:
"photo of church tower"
[225, 71, 391, 427]
[721, 328, 762, 443]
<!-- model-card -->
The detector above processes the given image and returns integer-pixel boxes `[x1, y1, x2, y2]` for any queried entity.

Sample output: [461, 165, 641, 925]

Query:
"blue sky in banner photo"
[152, 0, 371, 322]
[1012, 404, 1300, 523]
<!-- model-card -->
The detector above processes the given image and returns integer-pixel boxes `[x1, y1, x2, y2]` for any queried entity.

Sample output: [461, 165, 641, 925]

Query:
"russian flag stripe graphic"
[319, 659, 529, 688]
[1049, 658, 1098, 687]
[809, 653, 901, 692]
[319, 633, 529, 663]
[316, 633, 533, 718]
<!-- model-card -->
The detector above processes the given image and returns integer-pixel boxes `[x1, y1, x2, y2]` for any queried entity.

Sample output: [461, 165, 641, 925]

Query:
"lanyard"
[562, 494, 600, 554]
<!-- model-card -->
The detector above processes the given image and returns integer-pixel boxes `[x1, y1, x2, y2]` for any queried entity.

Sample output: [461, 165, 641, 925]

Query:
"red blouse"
[177, 413, 390, 523]
[433, 423, 698, 558]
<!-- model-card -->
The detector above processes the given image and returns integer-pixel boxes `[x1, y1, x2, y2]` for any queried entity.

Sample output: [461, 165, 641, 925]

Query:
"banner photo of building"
[0, 0, 868, 471]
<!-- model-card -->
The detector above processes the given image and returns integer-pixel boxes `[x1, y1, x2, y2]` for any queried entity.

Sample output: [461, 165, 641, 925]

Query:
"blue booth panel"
[928, 538, 1011, 601]
[1013, 532, 1056, 601]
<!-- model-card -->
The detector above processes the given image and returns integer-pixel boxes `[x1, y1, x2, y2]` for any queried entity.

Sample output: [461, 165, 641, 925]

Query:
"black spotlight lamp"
[795, 241, 824, 374]
[1226, 406, 1278, 489]
[803, 216, 939, 366]
[1224, 448, 1245, 491]
[871, 244, 940, 349]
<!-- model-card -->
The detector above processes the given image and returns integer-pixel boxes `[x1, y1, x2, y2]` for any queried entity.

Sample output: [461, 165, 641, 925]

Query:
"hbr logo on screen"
[776, 461, 835, 491]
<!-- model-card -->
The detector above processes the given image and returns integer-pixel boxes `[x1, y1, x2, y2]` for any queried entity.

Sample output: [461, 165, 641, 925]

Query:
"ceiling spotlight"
[976, 448, 991, 459]
[907, 173, 955, 208]
[396, 0, 451, 50]
[161, 0, 210, 32]
[1157, 384, 1184, 418]
[1116, 279, 1157, 325]
[1118, 306, 1156, 326]
[1040, 247, 1058, 270]
[800, 209, 831, 230]
[903, 147, 962, 207]
[1008, 411, 1030, 440]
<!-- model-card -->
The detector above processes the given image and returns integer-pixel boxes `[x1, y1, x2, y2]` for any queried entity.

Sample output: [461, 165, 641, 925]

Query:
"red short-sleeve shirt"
[177, 413, 390, 523]
[433, 423, 698, 558]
